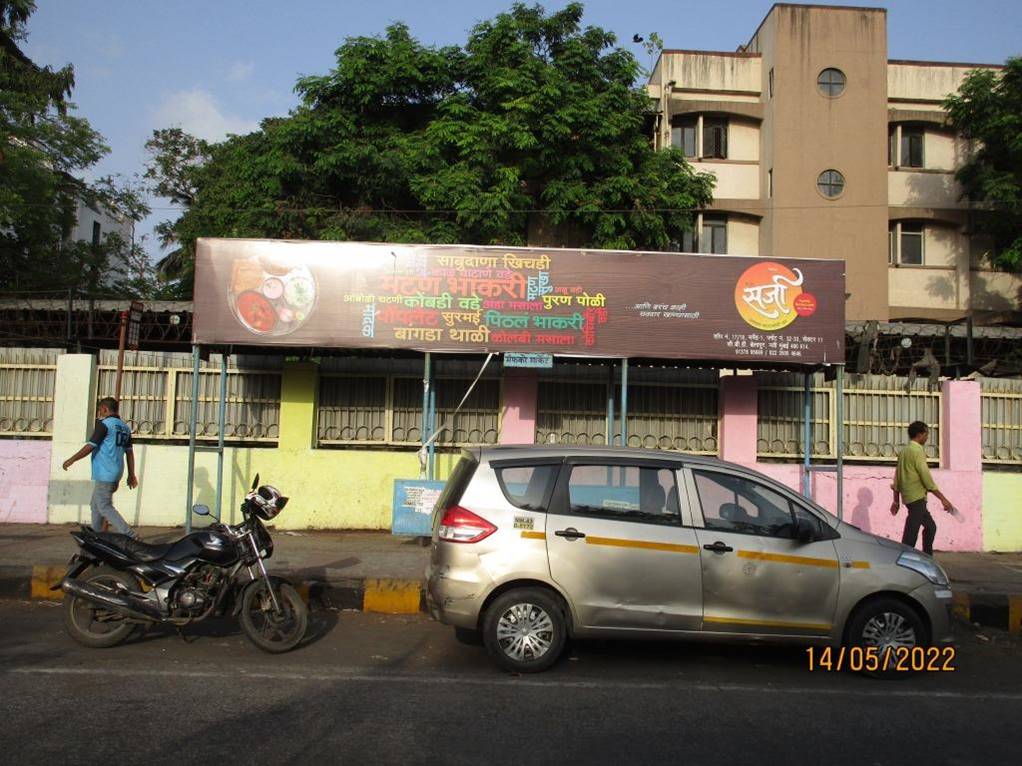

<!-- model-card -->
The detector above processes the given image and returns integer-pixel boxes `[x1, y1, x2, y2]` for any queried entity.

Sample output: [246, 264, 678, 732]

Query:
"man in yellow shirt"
[890, 421, 954, 555]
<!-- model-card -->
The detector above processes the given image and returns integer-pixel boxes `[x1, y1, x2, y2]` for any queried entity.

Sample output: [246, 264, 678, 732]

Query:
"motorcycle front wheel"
[239, 580, 308, 653]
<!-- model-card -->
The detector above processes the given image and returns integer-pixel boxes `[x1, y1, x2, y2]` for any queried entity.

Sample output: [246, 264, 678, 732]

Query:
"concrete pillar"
[500, 370, 538, 445]
[48, 354, 98, 523]
[941, 379, 982, 472]
[718, 375, 758, 465]
[278, 361, 317, 451]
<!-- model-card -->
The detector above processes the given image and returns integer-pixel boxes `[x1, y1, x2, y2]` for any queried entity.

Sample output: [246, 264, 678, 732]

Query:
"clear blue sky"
[23, 0, 1022, 259]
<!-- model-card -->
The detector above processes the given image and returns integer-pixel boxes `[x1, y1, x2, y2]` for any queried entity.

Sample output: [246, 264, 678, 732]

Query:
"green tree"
[944, 57, 1022, 270]
[149, 3, 714, 295]
[0, 0, 113, 291]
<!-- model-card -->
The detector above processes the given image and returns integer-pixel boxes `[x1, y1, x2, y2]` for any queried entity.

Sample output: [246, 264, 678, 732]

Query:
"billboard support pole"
[620, 359, 629, 448]
[836, 363, 845, 521]
[214, 351, 228, 520]
[606, 364, 615, 446]
[420, 353, 431, 479]
[185, 345, 201, 533]
[802, 372, 812, 499]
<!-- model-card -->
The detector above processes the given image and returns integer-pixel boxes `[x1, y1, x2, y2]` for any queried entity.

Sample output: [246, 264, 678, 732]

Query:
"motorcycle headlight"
[897, 551, 949, 586]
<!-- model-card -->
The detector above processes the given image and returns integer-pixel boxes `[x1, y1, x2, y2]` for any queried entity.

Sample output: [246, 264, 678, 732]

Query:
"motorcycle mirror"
[192, 504, 211, 517]
[251, 474, 260, 491]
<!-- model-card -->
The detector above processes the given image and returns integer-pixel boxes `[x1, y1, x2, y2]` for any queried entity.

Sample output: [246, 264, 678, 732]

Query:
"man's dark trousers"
[902, 498, 936, 555]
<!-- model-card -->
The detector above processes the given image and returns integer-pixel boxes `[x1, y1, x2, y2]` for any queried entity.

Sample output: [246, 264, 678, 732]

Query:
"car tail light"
[437, 506, 497, 543]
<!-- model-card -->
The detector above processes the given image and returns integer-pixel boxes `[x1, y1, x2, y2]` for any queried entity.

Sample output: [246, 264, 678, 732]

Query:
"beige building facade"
[648, 3, 1020, 323]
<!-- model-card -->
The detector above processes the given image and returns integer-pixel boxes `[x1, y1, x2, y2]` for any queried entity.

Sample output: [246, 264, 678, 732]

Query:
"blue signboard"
[504, 352, 553, 368]
[392, 479, 445, 536]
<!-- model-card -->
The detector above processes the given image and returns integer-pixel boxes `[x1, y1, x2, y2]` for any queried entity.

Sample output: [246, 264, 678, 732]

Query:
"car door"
[545, 458, 703, 632]
[681, 465, 840, 637]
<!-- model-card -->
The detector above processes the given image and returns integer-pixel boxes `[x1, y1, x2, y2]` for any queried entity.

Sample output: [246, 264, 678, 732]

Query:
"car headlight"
[897, 551, 949, 586]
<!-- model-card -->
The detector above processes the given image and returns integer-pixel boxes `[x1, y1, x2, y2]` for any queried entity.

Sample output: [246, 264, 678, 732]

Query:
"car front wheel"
[847, 597, 929, 678]
[482, 588, 567, 673]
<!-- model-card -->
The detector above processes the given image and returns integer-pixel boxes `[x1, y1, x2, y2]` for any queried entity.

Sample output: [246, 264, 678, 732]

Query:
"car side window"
[692, 470, 795, 538]
[494, 464, 559, 511]
[566, 465, 681, 526]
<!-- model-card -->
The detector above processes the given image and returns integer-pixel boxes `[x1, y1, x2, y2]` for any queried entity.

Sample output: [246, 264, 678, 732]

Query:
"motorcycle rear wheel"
[239, 581, 308, 653]
[62, 567, 138, 649]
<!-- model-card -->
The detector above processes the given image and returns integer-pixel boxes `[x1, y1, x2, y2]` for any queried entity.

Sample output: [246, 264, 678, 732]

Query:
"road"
[0, 600, 1019, 765]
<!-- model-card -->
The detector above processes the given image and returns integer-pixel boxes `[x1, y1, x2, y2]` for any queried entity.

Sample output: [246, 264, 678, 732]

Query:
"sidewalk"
[1, 523, 1019, 631]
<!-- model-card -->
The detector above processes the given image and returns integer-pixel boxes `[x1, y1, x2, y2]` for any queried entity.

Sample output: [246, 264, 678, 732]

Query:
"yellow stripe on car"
[520, 531, 546, 540]
[585, 536, 699, 554]
[703, 615, 832, 632]
[736, 550, 839, 569]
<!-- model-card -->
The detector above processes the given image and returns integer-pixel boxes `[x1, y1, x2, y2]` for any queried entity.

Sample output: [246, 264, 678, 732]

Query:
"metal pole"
[420, 353, 431, 479]
[185, 345, 201, 533]
[802, 372, 812, 498]
[114, 310, 128, 402]
[606, 364, 615, 446]
[620, 359, 629, 448]
[428, 384, 437, 481]
[836, 363, 845, 521]
[214, 351, 228, 520]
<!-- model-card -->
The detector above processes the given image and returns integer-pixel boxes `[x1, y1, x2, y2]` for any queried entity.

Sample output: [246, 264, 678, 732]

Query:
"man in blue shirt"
[62, 397, 138, 537]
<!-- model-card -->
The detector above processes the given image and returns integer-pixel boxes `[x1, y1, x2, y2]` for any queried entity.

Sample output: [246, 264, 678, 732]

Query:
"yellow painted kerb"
[362, 578, 422, 614]
[30, 565, 64, 600]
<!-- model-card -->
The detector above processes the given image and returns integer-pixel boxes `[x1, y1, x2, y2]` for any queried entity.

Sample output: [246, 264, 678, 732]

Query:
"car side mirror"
[795, 519, 815, 544]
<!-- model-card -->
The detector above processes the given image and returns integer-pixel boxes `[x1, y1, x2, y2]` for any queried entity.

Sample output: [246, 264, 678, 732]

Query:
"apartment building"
[648, 3, 1020, 323]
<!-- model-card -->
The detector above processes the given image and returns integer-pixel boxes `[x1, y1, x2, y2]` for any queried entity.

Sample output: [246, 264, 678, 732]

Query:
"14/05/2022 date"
[807, 646, 956, 672]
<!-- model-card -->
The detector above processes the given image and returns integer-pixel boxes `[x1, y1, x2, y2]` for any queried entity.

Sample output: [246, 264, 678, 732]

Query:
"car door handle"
[703, 541, 733, 553]
[555, 528, 586, 541]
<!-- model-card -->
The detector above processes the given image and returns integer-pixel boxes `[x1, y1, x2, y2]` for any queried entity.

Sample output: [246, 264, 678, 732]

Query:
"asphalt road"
[1, 601, 1019, 766]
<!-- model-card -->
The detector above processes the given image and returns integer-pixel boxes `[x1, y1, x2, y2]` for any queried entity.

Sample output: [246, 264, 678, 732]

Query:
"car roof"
[475, 444, 734, 469]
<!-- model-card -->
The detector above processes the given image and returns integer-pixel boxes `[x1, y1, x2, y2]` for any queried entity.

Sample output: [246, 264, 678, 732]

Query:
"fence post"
[719, 375, 758, 465]
[941, 379, 981, 473]
[47, 354, 98, 524]
[500, 370, 538, 445]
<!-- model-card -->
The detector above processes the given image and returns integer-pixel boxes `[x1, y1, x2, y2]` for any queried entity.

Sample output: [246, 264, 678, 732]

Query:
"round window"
[817, 169, 845, 199]
[817, 68, 846, 97]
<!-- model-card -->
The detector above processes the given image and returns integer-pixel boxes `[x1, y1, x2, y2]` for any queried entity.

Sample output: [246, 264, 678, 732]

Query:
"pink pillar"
[500, 371, 538, 444]
[719, 375, 758, 464]
[941, 379, 982, 472]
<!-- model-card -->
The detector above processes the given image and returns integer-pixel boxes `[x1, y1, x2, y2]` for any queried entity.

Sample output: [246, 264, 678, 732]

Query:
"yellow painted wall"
[983, 472, 1022, 552]
[47, 355, 466, 530]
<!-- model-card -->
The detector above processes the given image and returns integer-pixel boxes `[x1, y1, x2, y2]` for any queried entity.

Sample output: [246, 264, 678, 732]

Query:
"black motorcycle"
[57, 475, 308, 653]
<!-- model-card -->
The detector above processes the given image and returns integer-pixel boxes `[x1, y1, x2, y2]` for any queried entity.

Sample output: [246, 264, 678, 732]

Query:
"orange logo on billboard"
[735, 262, 816, 331]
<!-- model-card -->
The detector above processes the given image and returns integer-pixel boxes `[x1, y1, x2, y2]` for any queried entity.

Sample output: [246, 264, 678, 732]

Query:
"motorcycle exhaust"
[61, 578, 162, 621]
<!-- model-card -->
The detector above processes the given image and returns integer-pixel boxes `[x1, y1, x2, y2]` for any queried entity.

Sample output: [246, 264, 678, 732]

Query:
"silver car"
[426, 446, 954, 674]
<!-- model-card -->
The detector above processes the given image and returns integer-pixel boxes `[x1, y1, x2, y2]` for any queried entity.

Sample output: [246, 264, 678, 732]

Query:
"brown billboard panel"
[193, 238, 845, 364]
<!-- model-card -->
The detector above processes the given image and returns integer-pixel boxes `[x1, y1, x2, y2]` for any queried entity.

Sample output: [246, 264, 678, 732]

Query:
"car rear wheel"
[482, 588, 567, 673]
[847, 597, 928, 679]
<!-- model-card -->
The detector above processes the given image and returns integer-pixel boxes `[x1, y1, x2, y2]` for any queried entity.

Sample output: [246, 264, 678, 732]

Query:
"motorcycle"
[56, 475, 308, 653]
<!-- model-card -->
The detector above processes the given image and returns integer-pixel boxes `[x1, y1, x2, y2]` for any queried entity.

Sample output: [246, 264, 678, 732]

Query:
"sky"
[22, 0, 1022, 260]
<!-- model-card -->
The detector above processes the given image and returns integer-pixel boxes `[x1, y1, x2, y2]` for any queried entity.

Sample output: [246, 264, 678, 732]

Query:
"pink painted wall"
[718, 376, 758, 464]
[0, 440, 51, 523]
[741, 462, 983, 552]
[500, 371, 538, 445]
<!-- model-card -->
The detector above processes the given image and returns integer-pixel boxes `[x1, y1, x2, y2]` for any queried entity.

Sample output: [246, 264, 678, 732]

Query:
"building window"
[671, 117, 698, 158]
[91, 221, 102, 247]
[768, 168, 773, 198]
[901, 126, 925, 168]
[899, 222, 924, 265]
[681, 213, 728, 255]
[768, 67, 774, 98]
[817, 68, 846, 97]
[702, 117, 728, 160]
[816, 169, 845, 199]
[888, 126, 897, 167]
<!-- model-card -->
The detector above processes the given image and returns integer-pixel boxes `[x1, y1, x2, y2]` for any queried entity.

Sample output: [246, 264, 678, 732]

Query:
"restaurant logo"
[735, 261, 816, 331]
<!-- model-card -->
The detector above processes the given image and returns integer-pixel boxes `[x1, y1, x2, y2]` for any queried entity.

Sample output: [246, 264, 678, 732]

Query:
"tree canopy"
[149, 3, 714, 295]
[0, 0, 156, 296]
[944, 57, 1022, 271]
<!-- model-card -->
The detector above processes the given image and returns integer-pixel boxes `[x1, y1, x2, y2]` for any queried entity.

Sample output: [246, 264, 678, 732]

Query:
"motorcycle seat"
[96, 533, 173, 563]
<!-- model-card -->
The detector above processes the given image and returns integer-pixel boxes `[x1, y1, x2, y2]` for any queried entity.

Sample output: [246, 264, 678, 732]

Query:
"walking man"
[62, 397, 138, 537]
[890, 420, 954, 555]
